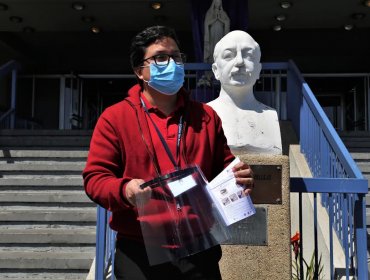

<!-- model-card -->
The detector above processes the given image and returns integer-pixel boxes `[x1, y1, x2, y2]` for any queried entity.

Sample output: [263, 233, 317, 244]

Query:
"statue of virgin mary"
[203, 0, 230, 63]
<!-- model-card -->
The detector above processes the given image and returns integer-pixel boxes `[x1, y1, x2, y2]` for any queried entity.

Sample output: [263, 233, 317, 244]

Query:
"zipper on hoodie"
[176, 201, 181, 211]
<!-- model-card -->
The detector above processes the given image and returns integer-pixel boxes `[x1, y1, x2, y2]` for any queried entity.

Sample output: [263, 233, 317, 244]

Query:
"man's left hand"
[232, 161, 254, 195]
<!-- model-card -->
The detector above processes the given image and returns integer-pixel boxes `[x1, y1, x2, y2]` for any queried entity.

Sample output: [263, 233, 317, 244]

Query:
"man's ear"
[134, 67, 143, 80]
[212, 63, 220, 80]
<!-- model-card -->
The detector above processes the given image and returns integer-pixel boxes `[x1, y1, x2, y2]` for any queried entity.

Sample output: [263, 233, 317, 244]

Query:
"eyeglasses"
[142, 53, 186, 66]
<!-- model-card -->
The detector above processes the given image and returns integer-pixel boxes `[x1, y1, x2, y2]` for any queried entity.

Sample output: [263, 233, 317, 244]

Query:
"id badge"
[168, 174, 197, 197]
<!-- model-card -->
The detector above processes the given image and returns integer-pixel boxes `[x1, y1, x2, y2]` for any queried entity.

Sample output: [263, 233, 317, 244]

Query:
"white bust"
[208, 30, 282, 154]
[203, 0, 230, 63]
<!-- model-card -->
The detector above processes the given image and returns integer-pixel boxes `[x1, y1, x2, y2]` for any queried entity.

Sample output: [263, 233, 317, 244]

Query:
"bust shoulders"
[209, 97, 282, 154]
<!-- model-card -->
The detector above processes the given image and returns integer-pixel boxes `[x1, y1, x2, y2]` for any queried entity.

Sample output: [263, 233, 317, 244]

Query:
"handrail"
[0, 60, 20, 76]
[93, 61, 368, 280]
[291, 178, 368, 193]
[0, 108, 15, 122]
[0, 60, 21, 129]
[287, 61, 363, 179]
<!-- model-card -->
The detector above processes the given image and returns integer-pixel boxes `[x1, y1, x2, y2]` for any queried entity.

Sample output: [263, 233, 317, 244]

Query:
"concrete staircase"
[339, 131, 370, 213]
[339, 131, 370, 277]
[0, 130, 96, 280]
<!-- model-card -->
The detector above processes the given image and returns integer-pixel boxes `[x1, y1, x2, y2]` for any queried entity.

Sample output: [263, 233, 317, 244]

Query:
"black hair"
[129, 25, 181, 73]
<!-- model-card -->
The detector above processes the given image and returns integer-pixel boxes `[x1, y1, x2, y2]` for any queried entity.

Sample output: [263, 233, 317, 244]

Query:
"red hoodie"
[83, 84, 234, 243]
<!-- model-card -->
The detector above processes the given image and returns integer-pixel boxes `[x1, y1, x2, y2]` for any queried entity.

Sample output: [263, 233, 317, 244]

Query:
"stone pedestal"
[219, 154, 291, 280]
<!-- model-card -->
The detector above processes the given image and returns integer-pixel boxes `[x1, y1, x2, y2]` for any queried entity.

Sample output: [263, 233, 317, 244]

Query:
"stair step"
[0, 133, 95, 277]
[0, 206, 96, 222]
[342, 137, 370, 142]
[0, 161, 85, 172]
[343, 140, 370, 147]
[0, 224, 95, 244]
[0, 190, 92, 203]
[0, 137, 90, 147]
[0, 246, 94, 270]
[347, 147, 370, 152]
[362, 174, 370, 182]
[351, 153, 370, 161]
[0, 149, 88, 158]
[0, 129, 93, 136]
[356, 163, 370, 173]
[0, 176, 83, 186]
[0, 271, 88, 280]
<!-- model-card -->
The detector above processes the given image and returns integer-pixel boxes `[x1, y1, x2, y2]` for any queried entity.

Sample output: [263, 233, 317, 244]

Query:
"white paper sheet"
[207, 157, 256, 226]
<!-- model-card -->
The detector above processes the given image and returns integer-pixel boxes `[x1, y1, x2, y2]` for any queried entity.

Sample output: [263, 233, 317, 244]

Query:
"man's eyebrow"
[153, 50, 181, 55]
[152, 51, 168, 55]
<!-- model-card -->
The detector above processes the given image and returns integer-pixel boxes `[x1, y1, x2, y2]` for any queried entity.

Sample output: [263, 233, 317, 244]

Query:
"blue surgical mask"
[146, 60, 185, 95]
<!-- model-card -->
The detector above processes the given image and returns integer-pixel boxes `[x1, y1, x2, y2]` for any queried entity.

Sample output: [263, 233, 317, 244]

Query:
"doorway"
[80, 77, 136, 129]
[305, 76, 368, 132]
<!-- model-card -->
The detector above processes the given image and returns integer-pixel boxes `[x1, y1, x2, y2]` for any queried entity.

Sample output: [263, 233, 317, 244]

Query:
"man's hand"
[125, 179, 151, 207]
[232, 161, 254, 195]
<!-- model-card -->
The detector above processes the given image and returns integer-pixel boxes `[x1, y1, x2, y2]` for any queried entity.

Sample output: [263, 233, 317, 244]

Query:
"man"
[208, 30, 282, 155]
[83, 26, 253, 280]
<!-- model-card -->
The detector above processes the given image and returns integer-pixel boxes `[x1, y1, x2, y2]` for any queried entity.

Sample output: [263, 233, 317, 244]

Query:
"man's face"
[135, 37, 181, 83]
[212, 33, 261, 89]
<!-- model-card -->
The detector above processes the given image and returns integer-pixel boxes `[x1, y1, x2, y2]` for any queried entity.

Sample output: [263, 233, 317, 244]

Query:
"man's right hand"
[125, 179, 152, 207]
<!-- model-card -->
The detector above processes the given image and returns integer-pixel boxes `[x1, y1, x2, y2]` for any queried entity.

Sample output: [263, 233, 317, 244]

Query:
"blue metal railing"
[0, 60, 20, 129]
[290, 178, 368, 279]
[93, 61, 368, 280]
[0, 108, 15, 128]
[95, 206, 116, 280]
[287, 60, 368, 279]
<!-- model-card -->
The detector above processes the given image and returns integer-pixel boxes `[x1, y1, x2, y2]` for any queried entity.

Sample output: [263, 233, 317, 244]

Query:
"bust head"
[212, 30, 261, 94]
[208, 31, 282, 154]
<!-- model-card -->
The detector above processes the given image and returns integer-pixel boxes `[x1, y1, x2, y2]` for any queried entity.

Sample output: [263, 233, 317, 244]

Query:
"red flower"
[291, 232, 300, 260]
[291, 232, 300, 243]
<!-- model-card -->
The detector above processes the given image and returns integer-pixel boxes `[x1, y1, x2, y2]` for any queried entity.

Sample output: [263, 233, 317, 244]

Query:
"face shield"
[136, 165, 231, 266]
